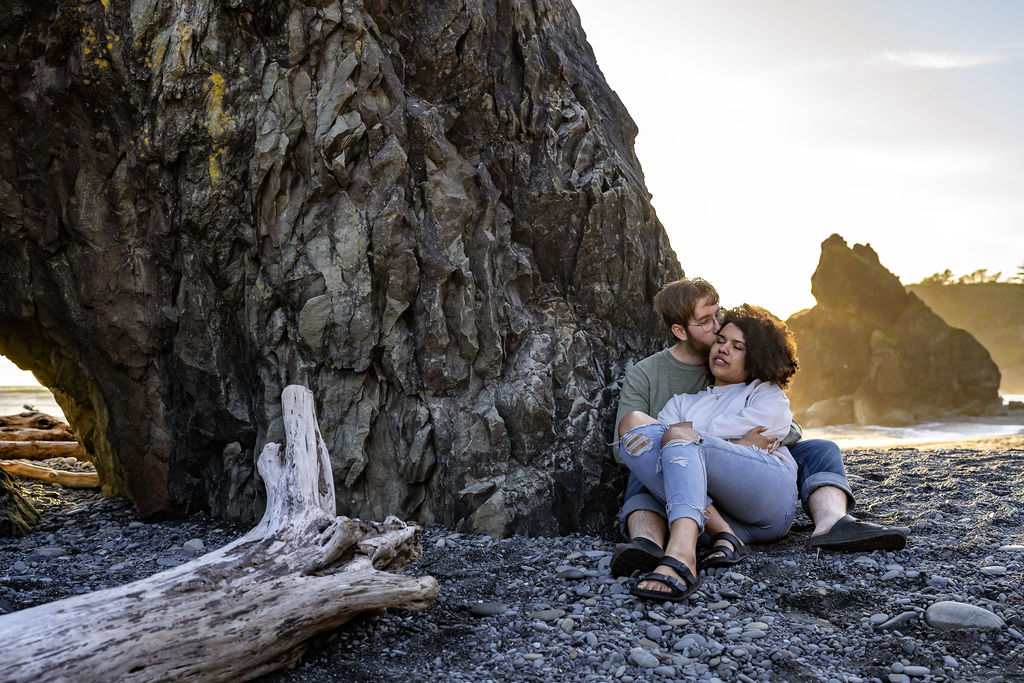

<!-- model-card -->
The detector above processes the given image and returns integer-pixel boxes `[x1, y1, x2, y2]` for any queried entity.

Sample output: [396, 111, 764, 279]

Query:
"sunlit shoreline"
[804, 420, 1024, 450]
[2, 383, 1021, 451]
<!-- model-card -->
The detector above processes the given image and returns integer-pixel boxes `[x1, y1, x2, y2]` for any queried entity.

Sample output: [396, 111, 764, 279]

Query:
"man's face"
[682, 297, 723, 354]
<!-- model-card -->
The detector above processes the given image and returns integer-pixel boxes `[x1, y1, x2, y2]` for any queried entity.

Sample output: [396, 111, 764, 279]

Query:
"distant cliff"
[786, 235, 1002, 426]
[908, 282, 1024, 394]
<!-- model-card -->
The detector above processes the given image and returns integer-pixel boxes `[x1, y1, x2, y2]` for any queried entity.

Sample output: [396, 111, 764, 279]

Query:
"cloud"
[871, 50, 1003, 70]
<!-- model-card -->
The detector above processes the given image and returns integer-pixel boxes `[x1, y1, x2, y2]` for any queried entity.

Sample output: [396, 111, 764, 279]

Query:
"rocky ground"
[2, 441, 1023, 682]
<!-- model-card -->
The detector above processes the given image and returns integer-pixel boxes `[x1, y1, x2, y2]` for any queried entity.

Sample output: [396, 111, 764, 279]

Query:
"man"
[610, 278, 907, 577]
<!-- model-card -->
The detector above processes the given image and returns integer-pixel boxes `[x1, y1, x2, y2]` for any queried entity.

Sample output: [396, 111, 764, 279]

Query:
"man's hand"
[735, 426, 778, 452]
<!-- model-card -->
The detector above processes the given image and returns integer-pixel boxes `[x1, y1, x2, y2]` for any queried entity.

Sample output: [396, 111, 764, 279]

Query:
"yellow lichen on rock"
[205, 73, 235, 186]
[205, 73, 234, 140]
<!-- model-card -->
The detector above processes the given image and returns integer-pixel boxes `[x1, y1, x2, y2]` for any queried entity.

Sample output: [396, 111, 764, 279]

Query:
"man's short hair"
[653, 278, 720, 332]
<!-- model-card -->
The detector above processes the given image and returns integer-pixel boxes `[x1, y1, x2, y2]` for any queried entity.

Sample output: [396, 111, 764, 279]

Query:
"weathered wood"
[0, 467, 39, 537]
[0, 461, 100, 488]
[0, 440, 89, 460]
[0, 386, 439, 681]
[0, 411, 75, 441]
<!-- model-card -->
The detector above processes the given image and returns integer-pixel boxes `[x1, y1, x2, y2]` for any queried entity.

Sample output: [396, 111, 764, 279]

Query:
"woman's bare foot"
[636, 550, 698, 594]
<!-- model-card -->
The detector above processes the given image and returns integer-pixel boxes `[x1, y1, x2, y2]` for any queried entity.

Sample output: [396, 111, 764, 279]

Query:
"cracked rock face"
[0, 0, 680, 535]
[787, 235, 1000, 426]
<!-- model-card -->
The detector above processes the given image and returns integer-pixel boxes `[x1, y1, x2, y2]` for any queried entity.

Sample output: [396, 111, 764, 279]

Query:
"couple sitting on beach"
[612, 278, 908, 602]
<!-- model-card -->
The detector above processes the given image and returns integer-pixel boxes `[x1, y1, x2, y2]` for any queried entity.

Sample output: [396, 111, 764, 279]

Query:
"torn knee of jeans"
[621, 431, 655, 457]
[662, 436, 699, 449]
[666, 454, 689, 468]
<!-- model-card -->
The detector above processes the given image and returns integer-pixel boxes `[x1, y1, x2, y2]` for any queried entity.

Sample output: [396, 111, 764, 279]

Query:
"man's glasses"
[688, 310, 724, 332]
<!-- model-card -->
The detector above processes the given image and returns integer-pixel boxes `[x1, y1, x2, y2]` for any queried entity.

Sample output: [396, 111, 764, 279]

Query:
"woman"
[617, 304, 799, 602]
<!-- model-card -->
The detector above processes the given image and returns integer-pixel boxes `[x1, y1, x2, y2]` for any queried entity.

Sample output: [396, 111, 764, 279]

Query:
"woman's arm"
[692, 383, 792, 440]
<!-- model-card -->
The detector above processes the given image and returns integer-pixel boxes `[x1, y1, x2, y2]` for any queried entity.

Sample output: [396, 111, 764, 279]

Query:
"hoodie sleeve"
[692, 383, 792, 440]
[657, 392, 693, 425]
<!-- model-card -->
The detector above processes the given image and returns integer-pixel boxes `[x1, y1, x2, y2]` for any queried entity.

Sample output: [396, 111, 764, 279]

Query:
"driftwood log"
[0, 411, 76, 441]
[0, 385, 439, 681]
[0, 428, 77, 442]
[0, 441, 89, 460]
[0, 460, 99, 489]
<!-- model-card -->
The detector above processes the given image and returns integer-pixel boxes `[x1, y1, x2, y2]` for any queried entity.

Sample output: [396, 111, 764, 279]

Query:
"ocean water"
[0, 386, 67, 421]
[803, 421, 1024, 449]
[0, 385, 1021, 448]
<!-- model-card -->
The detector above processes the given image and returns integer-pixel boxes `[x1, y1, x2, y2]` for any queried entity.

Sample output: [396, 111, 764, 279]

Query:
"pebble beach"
[2, 438, 1023, 682]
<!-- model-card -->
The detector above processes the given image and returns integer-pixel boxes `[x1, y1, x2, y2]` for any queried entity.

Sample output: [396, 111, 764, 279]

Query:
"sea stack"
[786, 234, 1001, 426]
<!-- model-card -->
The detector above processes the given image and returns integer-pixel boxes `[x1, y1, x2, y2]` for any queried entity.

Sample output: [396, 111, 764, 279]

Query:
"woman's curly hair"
[721, 304, 799, 389]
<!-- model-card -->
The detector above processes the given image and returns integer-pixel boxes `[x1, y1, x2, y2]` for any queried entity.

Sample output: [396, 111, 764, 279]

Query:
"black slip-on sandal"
[806, 515, 908, 552]
[610, 536, 663, 577]
[698, 531, 748, 570]
[629, 555, 701, 603]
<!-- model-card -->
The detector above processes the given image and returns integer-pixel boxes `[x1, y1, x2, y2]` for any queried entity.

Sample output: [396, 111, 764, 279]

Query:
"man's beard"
[686, 336, 712, 358]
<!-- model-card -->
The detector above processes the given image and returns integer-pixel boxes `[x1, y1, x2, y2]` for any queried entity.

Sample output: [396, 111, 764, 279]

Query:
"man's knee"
[791, 438, 845, 476]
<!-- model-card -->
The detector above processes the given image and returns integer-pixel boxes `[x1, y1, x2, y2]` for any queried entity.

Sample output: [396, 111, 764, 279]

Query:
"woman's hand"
[735, 426, 778, 452]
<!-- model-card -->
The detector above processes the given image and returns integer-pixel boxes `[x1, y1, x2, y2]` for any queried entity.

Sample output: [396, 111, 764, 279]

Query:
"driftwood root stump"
[0, 386, 438, 681]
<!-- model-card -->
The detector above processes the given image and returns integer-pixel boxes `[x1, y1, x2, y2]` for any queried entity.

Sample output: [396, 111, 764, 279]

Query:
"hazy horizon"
[575, 0, 1024, 318]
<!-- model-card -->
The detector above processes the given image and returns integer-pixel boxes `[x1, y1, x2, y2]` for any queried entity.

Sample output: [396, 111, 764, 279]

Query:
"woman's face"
[709, 323, 749, 385]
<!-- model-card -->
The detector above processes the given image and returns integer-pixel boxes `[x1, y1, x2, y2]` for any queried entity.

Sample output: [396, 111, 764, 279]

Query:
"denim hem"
[616, 492, 666, 540]
[801, 471, 855, 512]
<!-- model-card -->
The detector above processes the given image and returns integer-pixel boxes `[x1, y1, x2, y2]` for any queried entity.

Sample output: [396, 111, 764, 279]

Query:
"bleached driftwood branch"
[0, 385, 439, 681]
[0, 460, 99, 488]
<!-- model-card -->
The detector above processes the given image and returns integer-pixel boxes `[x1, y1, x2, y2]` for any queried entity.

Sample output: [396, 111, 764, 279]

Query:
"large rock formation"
[908, 281, 1024, 394]
[787, 235, 1001, 426]
[0, 0, 680, 535]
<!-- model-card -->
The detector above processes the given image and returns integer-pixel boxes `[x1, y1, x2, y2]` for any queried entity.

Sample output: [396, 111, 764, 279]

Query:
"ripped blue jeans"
[618, 423, 798, 544]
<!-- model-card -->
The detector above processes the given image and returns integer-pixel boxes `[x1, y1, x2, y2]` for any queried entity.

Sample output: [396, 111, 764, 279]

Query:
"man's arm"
[612, 365, 655, 461]
[781, 420, 802, 447]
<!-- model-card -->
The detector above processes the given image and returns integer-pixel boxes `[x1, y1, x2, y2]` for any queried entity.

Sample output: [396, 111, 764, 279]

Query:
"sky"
[3, 1, 1023, 385]
[574, 0, 1024, 318]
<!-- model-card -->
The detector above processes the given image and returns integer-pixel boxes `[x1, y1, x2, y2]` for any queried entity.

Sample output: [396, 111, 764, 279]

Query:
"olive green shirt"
[613, 348, 801, 461]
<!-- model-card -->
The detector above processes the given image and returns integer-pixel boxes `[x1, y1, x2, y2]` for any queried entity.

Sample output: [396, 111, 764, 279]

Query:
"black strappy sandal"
[698, 531, 748, 570]
[629, 555, 701, 602]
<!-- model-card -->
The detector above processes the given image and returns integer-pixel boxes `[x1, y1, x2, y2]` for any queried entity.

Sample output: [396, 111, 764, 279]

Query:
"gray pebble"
[467, 602, 507, 617]
[879, 612, 919, 629]
[925, 601, 1006, 630]
[530, 608, 564, 621]
[902, 665, 930, 677]
[628, 649, 659, 668]
[183, 538, 205, 552]
[645, 625, 662, 641]
[980, 565, 1007, 576]
[555, 566, 585, 580]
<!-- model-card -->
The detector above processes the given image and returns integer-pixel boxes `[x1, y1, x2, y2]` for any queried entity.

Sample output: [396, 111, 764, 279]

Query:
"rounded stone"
[925, 601, 1006, 631]
[467, 602, 508, 617]
[980, 565, 1007, 576]
[628, 649, 659, 668]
